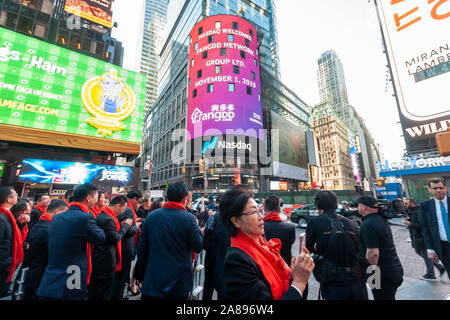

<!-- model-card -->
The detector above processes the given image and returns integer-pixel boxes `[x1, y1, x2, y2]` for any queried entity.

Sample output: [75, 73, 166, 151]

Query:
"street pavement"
[290, 217, 450, 300]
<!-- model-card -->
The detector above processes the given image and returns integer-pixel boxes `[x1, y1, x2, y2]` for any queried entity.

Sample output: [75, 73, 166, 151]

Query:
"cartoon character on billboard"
[81, 68, 136, 136]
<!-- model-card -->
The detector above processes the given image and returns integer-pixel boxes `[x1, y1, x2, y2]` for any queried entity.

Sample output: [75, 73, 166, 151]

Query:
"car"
[289, 204, 319, 228]
[283, 204, 304, 219]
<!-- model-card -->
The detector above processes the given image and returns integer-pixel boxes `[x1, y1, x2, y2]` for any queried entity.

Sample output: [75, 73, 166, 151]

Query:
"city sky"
[112, 0, 407, 161]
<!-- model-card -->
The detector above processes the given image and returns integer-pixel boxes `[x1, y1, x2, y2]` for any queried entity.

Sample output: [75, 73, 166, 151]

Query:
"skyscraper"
[317, 50, 350, 120]
[140, 0, 169, 113]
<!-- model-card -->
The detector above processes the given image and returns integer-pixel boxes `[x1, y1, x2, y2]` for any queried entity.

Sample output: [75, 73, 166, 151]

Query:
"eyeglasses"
[241, 209, 259, 216]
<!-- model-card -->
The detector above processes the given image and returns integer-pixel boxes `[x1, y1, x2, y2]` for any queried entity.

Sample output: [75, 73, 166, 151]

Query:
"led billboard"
[376, 0, 450, 150]
[350, 146, 361, 183]
[0, 27, 145, 153]
[186, 15, 264, 162]
[18, 158, 137, 186]
[65, 0, 115, 28]
[271, 111, 309, 181]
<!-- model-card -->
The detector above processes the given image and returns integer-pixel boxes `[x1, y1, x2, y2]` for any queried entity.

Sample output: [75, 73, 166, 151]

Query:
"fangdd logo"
[191, 104, 235, 124]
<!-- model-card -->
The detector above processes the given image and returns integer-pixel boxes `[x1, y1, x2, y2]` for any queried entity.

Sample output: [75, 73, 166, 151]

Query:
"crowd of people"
[0, 178, 448, 300]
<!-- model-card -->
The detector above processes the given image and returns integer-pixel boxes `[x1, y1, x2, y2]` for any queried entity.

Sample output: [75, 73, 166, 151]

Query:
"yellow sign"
[81, 69, 136, 136]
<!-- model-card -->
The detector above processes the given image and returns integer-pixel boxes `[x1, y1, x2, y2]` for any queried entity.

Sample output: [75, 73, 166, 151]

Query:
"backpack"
[312, 215, 364, 299]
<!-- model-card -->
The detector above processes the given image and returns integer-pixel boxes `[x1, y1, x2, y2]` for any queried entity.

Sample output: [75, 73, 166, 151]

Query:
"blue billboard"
[18, 158, 137, 186]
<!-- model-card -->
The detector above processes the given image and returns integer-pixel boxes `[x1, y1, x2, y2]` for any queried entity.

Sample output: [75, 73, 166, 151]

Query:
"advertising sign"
[0, 27, 145, 146]
[378, 155, 450, 177]
[0, 162, 4, 178]
[350, 147, 361, 183]
[271, 111, 309, 181]
[18, 158, 137, 186]
[65, 0, 115, 28]
[187, 15, 264, 161]
[376, 0, 450, 150]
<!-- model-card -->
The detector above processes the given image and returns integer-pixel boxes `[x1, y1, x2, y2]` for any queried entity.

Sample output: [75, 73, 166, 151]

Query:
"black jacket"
[263, 219, 295, 266]
[406, 206, 425, 250]
[0, 213, 13, 272]
[29, 207, 44, 231]
[224, 246, 302, 300]
[92, 212, 130, 272]
[136, 207, 149, 219]
[22, 219, 51, 292]
[117, 207, 139, 258]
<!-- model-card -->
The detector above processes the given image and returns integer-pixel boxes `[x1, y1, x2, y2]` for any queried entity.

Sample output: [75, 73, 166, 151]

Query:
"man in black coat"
[89, 196, 132, 300]
[0, 186, 19, 298]
[135, 183, 204, 300]
[28, 193, 51, 231]
[263, 195, 295, 266]
[419, 179, 450, 280]
[136, 197, 151, 219]
[111, 190, 142, 299]
[403, 197, 446, 281]
[21, 200, 68, 300]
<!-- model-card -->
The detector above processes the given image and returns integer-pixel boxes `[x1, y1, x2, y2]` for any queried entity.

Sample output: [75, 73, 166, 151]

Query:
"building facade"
[140, 0, 310, 193]
[140, 0, 168, 114]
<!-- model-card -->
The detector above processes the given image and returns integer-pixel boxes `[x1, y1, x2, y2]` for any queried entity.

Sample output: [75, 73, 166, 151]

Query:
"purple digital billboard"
[187, 15, 264, 161]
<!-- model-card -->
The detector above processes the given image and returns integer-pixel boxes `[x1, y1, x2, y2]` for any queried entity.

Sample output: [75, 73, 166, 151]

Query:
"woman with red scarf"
[221, 186, 314, 300]
[0, 186, 21, 298]
[91, 191, 106, 218]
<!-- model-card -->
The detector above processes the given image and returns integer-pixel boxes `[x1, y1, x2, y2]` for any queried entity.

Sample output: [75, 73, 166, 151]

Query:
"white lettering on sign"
[191, 104, 235, 124]
[99, 170, 129, 182]
[218, 140, 252, 153]
[405, 119, 450, 137]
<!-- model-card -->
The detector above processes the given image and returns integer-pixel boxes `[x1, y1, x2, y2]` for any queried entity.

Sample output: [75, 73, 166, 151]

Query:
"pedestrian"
[28, 193, 51, 230]
[10, 201, 32, 244]
[91, 191, 106, 218]
[221, 186, 314, 300]
[20, 200, 67, 300]
[0, 186, 21, 298]
[36, 183, 105, 300]
[64, 189, 74, 207]
[148, 198, 163, 214]
[202, 201, 230, 300]
[419, 179, 450, 280]
[88, 196, 132, 300]
[111, 190, 142, 299]
[357, 196, 404, 300]
[263, 195, 295, 267]
[137, 197, 151, 219]
[403, 197, 446, 281]
[135, 183, 204, 300]
[306, 191, 368, 300]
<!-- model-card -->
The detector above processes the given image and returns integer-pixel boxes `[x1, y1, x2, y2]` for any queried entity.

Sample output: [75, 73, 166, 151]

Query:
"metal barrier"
[191, 250, 206, 300]
[12, 267, 29, 300]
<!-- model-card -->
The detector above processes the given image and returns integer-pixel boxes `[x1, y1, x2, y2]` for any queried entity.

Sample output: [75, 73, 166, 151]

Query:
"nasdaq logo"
[202, 137, 218, 154]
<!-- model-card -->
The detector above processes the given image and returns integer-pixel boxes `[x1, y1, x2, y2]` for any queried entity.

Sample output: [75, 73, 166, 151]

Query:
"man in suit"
[135, 183, 204, 300]
[263, 195, 296, 266]
[36, 183, 105, 300]
[419, 179, 450, 280]
[28, 193, 51, 230]
[21, 200, 68, 300]
[89, 196, 132, 300]
[0, 186, 19, 298]
[111, 190, 142, 299]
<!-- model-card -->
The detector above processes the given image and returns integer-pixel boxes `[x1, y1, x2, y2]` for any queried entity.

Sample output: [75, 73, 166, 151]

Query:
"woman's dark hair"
[148, 199, 163, 213]
[219, 185, 254, 237]
[10, 201, 29, 220]
[314, 190, 338, 210]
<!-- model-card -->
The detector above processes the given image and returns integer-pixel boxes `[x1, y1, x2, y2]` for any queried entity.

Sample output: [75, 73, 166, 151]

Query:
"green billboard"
[0, 27, 145, 144]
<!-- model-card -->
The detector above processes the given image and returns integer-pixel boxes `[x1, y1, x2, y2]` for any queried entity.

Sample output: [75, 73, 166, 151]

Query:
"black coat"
[0, 213, 13, 272]
[29, 207, 44, 230]
[263, 219, 296, 266]
[224, 247, 302, 300]
[92, 212, 130, 272]
[406, 206, 425, 250]
[117, 207, 139, 258]
[22, 219, 51, 293]
[137, 207, 149, 219]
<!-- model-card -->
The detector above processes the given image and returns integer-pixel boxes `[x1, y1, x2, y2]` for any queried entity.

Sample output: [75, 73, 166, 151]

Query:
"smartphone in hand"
[299, 233, 306, 253]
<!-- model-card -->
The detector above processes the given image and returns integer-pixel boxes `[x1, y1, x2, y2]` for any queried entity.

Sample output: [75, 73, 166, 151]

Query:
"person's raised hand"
[290, 247, 315, 294]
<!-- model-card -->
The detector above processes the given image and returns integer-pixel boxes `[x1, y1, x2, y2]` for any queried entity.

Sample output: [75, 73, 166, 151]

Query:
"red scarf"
[34, 205, 47, 214]
[21, 224, 29, 243]
[128, 201, 139, 247]
[39, 213, 53, 222]
[263, 212, 283, 222]
[69, 202, 93, 285]
[91, 206, 101, 218]
[163, 201, 186, 211]
[0, 206, 24, 282]
[101, 207, 122, 272]
[231, 231, 291, 300]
